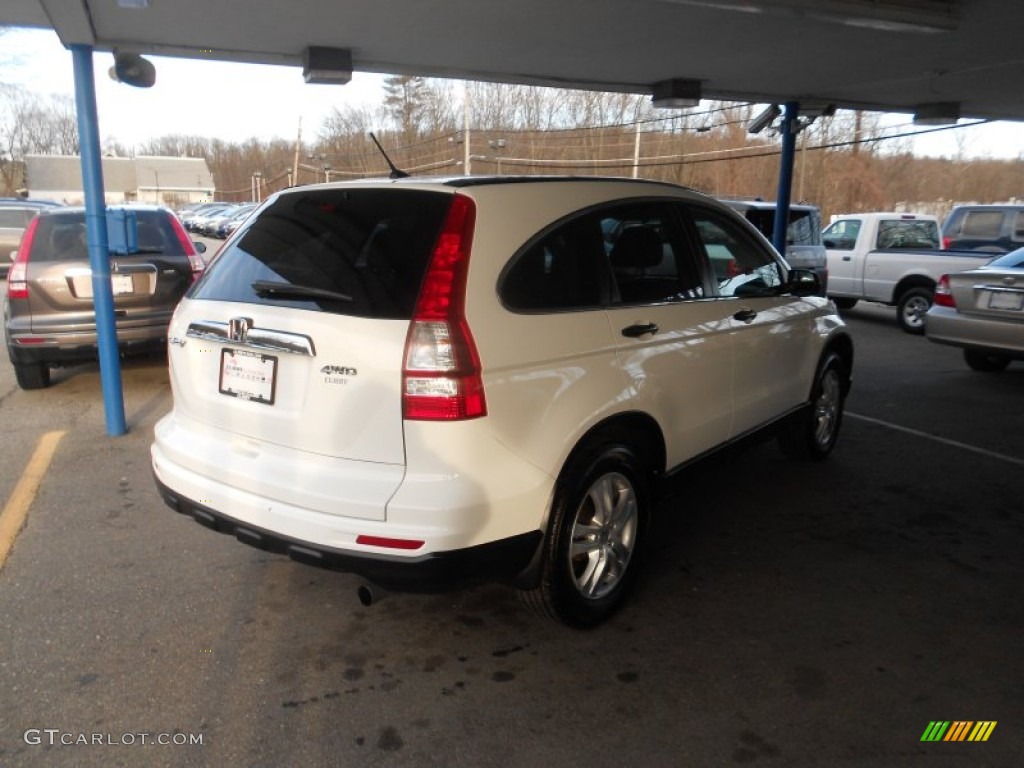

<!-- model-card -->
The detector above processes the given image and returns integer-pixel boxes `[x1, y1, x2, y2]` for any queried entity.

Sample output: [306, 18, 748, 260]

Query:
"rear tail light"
[933, 275, 956, 307]
[169, 214, 204, 282]
[6, 216, 39, 300]
[402, 194, 486, 421]
[941, 236, 952, 250]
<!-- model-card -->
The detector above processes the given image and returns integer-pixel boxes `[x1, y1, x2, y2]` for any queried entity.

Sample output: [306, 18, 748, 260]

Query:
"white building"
[24, 155, 216, 206]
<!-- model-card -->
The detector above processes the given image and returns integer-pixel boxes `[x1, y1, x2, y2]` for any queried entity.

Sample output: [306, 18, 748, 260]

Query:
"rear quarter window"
[190, 189, 451, 319]
[960, 210, 1004, 239]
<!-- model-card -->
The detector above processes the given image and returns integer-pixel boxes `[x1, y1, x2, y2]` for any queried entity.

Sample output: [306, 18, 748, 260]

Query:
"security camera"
[748, 104, 781, 135]
[108, 51, 156, 88]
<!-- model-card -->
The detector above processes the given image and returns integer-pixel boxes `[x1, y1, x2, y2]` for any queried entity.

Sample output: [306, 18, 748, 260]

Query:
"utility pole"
[463, 83, 471, 176]
[292, 117, 302, 186]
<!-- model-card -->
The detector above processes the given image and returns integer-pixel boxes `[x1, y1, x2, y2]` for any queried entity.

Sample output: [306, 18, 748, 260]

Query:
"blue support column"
[772, 101, 799, 257]
[70, 45, 127, 436]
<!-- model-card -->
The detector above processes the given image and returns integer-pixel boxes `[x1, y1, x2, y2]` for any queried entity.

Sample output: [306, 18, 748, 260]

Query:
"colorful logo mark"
[921, 721, 997, 742]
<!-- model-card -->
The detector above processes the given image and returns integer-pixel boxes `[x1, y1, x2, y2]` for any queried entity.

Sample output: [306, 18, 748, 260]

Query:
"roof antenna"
[368, 132, 409, 179]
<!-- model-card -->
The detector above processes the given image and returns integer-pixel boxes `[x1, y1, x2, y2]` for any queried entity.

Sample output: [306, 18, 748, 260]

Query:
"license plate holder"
[219, 348, 277, 405]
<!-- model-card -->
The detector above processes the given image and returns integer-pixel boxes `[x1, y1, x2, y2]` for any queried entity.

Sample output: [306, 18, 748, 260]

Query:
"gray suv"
[721, 198, 828, 293]
[4, 205, 206, 389]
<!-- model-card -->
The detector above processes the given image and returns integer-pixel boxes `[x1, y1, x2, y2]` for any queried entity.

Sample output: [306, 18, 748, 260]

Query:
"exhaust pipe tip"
[357, 583, 380, 607]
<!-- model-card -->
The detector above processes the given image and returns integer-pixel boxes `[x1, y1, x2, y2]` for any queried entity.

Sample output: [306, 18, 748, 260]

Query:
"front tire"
[522, 442, 648, 628]
[779, 351, 847, 461]
[897, 287, 932, 335]
[964, 349, 1011, 372]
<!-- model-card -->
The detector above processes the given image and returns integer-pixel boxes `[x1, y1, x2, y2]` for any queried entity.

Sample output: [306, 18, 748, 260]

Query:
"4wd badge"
[320, 365, 357, 385]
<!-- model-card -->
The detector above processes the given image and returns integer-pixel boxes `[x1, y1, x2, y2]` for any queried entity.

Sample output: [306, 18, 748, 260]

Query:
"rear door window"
[191, 189, 451, 319]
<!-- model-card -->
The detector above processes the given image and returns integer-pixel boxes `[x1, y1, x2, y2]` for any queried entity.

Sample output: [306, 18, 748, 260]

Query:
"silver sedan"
[926, 248, 1024, 370]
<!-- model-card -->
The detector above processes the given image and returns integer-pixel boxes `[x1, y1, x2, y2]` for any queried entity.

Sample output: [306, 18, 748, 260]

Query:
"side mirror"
[193, 241, 207, 254]
[786, 269, 821, 297]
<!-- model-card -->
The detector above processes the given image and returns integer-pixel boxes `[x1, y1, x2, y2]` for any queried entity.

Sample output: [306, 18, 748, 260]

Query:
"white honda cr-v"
[151, 176, 853, 627]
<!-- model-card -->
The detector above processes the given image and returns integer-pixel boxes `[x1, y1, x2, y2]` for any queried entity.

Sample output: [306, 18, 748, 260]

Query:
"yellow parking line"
[0, 430, 66, 569]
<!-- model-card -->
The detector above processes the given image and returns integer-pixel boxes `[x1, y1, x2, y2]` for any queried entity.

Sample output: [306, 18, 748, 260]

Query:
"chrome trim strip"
[976, 285, 1022, 293]
[186, 320, 316, 357]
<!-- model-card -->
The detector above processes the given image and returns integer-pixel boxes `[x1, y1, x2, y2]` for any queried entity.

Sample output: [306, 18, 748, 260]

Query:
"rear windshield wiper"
[251, 279, 352, 303]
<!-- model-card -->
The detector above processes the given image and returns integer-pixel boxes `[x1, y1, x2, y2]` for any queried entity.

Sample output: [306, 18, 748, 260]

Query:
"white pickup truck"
[823, 212, 995, 334]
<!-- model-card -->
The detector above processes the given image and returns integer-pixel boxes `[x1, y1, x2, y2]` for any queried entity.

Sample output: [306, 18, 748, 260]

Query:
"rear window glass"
[740, 208, 822, 246]
[986, 249, 1024, 269]
[190, 189, 451, 319]
[875, 220, 940, 249]
[29, 210, 187, 262]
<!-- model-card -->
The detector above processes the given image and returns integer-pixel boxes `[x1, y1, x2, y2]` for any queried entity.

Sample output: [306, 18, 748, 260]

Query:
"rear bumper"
[925, 305, 1024, 358]
[7, 328, 167, 366]
[154, 474, 543, 592]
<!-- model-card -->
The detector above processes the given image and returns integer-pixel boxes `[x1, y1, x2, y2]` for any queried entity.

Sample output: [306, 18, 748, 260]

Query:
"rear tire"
[779, 351, 846, 461]
[13, 362, 51, 390]
[963, 349, 1011, 372]
[831, 297, 858, 310]
[521, 441, 648, 628]
[896, 287, 932, 335]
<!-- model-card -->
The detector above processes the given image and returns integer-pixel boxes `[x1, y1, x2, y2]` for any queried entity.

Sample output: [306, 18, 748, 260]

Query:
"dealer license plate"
[219, 348, 277, 405]
[111, 274, 133, 295]
[988, 291, 1023, 311]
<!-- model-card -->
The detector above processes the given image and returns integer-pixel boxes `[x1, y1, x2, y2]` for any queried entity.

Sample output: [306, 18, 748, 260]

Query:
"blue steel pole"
[772, 101, 799, 257]
[70, 45, 127, 436]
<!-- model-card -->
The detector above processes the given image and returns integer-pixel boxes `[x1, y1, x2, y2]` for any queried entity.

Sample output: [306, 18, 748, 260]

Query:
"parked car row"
[178, 202, 258, 238]
[820, 205, 1024, 370]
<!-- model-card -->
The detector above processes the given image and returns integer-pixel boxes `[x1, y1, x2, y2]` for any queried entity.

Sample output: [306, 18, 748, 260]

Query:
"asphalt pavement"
[0, 294, 1021, 767]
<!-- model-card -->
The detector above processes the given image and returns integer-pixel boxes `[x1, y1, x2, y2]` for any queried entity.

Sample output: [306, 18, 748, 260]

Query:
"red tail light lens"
[6, 216, 39, 300]
[169, 214, 204, 282]
[933, 275, 955, 307]
[941, 236, 952, 250]
[402, 194, 486, 421]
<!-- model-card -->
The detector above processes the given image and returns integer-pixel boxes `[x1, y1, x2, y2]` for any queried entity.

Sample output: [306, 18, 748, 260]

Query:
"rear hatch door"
[168, 186, 453, 465]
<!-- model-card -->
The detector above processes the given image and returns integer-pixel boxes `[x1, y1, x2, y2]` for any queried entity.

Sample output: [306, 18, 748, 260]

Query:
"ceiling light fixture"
[912, 101, 960, 125]
[302, 47, 353, 84]
[651, 79, 702, 109]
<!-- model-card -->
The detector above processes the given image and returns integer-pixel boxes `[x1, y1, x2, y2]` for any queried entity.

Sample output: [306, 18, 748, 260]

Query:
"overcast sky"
[3, 25, 1023, 160]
